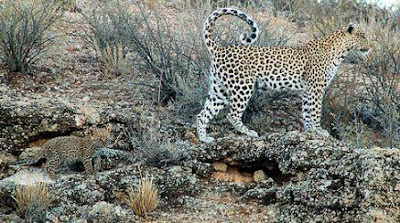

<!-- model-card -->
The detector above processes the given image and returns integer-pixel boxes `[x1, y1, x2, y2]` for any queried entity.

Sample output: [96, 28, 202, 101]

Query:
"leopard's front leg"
[302, 82, 330, 137]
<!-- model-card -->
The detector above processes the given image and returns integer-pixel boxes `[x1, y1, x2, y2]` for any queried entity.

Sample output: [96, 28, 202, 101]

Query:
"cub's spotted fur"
[197, 8, 370, 143]
[29, 136, 101, 177]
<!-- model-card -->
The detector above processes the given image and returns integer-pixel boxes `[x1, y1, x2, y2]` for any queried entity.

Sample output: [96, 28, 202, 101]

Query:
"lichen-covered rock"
[51, 176, 105, 206]
[0, 151, 17, 179]
[0, 160, 200, 221]
[95, 164, 200, 200]
[0, 87, 100, 153]
[2, 80, 399, 222]
[87, 201, 136, 222]
[189, 131, 400, 222]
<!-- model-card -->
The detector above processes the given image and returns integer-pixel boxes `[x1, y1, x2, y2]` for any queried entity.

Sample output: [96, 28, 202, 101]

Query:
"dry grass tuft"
[124, 177, 159, 216]
[13, 182, 52, 221]
[94, 41, 129, 76]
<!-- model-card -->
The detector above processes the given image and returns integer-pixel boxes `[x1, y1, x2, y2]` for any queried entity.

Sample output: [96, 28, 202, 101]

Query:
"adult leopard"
[197, 7, 370, 143]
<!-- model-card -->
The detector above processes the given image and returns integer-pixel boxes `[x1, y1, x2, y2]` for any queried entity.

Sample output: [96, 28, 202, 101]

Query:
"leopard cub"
[22, 127, 111, 177]
[27, 136, 101, 177]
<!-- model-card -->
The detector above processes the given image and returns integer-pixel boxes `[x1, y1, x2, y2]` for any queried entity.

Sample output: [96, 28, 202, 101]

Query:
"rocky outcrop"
[0, 86, 102, 153]
[0, 164, 199, 221]
[0, 85, 155, 159]
[190, 132, 400, 222]
[1, 130, 399, 222]
[0, 84, 398, 222]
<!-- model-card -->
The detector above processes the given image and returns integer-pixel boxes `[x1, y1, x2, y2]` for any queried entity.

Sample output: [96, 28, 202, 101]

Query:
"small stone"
[213, 162, 228, 172]
[253, 170, 266, 182]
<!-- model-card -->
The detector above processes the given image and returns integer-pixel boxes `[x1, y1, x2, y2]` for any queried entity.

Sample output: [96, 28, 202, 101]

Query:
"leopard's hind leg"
[82, 155, 96, 174]
[226, 76, 259, 138]
[197, 69, 228, 143]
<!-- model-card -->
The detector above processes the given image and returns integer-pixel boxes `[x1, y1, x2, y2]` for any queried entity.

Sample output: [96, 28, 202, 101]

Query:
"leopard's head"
[343, 23, 371, 57]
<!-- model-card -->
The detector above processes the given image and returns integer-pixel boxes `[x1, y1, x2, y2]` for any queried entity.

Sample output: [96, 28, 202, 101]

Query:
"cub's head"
[89, 126, 112, 148]
[343, 23, 371, 57]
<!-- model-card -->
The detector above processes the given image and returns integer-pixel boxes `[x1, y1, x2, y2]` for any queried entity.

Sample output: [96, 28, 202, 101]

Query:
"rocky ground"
[0, 1, 399, 222]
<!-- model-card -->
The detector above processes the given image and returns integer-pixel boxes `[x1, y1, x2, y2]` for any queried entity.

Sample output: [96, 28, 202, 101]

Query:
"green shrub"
[0, 0, 63, 74]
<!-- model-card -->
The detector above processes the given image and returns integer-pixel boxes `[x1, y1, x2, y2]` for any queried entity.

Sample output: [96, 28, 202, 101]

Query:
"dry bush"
[322, 5, 400, 148]
[81, 0, 131, 76]
[125, 3, 210, 106]
[81, 1, 290, 117]
[124, 177, 159, 217]
[13, 182, 52, 221]
[139, 138, 188, 168]
[270, 0, 377, 35]
[123, 117, 187, 167]
[0, 0, 63, 74]
[56, 0, 77, 12]
[358, 14, 400, 148]
[93, 42, 129, 76]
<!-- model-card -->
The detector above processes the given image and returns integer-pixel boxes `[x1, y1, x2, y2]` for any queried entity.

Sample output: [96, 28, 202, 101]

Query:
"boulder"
[189, 131, 400, 222]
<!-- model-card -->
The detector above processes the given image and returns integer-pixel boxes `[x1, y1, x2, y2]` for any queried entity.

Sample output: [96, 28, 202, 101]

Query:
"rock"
[213, 161, 228, 172]
[88, 201, 135, 222]
[0, 151, 17, 179]
[0, 92, 99, 153]
[253, 170, 266, 182]
[1, 86, 399, 221]
[0, 161, 200, 221]
[189, 131, 400, 222]
[211, 166, 253, 183]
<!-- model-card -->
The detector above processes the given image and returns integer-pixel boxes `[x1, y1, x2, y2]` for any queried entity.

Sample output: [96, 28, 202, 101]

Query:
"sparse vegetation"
[140, 140, 188, 168]
[124, 177, 159, 217]
[81, 1, 131, 76]
[13, 182, 52, 222]
[57, 0, 77, 12]
[0, 0, 63, 74]
[358, 15, 400, 148]
[1, 0, 400, 221]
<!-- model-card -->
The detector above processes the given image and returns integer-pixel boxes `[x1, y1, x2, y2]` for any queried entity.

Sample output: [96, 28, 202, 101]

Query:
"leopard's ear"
[106, 124, 112, 134]
[89, 127, 95, 139]
[347, 23, 354, 34]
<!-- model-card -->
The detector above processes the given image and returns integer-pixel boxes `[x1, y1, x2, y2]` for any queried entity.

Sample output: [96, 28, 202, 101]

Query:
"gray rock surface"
[1, 86, 399, 222]
[190, 132, 400, 222]
[0, 86, 99, 153]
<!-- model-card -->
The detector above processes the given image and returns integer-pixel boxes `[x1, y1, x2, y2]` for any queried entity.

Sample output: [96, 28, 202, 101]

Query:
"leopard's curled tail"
[203, 8, 259, 54]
